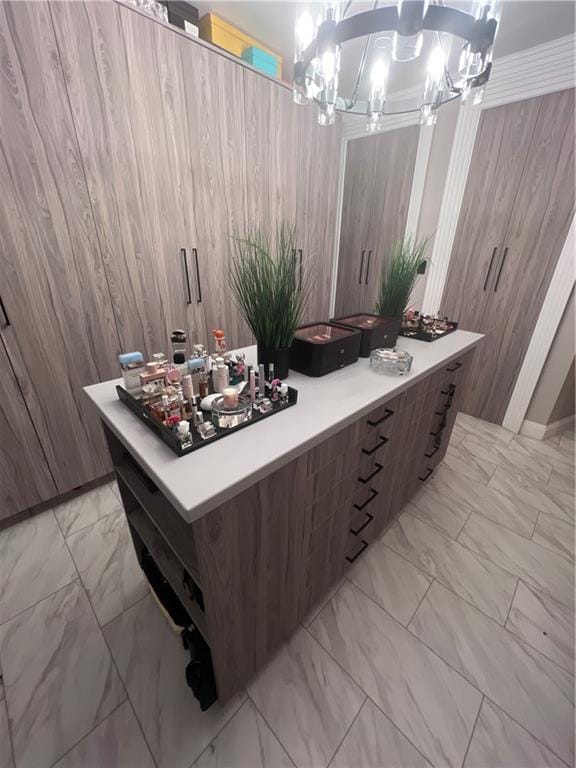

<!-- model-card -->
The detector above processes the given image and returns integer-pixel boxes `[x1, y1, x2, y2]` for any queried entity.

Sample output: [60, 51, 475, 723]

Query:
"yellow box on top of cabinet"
[199, 13, 282, 78]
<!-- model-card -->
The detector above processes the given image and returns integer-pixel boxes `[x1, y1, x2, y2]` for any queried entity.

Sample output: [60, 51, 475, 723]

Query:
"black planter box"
[331, 314, 402, 356]
[160, 1, 199, 31]
[290, 322, 361, 377]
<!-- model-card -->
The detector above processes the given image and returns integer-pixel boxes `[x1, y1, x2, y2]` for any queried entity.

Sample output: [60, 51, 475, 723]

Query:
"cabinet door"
[465, 89, 575, 424]
[52, 2, 206, 357]
[440, 96, 542, 326]
[367, 125, 420, 312]
[0, 340, 56, 519]
[244, 71, 298, 238]
[334, 137, 379, 315]
[0, 1, 120, 493]
[296, 110, 342, 323]
[179, 39, 251, 349]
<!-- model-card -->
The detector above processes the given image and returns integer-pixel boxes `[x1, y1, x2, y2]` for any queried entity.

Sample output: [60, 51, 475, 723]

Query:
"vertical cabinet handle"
[181, 248, 192, 305]
[365, 249, 372, 284]
[493, 247, 508, 292]
[0, 295, 10, 327]
[193, 248, 202, 304]
[298, 249, 303, 290]
[483, 247, 498, 291]
[358, 250, 365, 284]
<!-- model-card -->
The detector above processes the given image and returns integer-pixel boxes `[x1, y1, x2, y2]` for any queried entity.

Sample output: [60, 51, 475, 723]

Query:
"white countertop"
[85, 331, 483, 523]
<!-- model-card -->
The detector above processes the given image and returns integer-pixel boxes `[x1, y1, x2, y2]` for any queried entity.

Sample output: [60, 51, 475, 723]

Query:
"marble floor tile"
[449, 421, 467, 447]
[455, 413, 515, 447]
[458, 514, 574, 610]
[533, 513, 575, 562]
[309, 582, 481, 768]
[53, 701, 154, 768]
[195, 698, 293, 768]
[53, 483, 123, 538]
[0, 511, 77, 625]
[443, 443, 497, 484]
[464, 699, 565, 768]
[104, 595, 245, 768]
[558, 431, 575, 454]
[430, 465, 538, 538]
[404, 482, 472, 539]
[383, 513, 517, 624]
[409, 581, 574, 766]
[488, 468, 574, 525]
[302, 579, 345, 627]
[460, 435, 553, 485]
[347, 541, 432, 625]
[247, 627, 364, 768]
[67, 510, 148, 626]
[548, 466, 575, 495]
[506, 581, 574, 675]
[0, 698, 13, 768]
[0, 581, 125, 768]
[510, 434, 575, 471]
[331, 698, 432, 768]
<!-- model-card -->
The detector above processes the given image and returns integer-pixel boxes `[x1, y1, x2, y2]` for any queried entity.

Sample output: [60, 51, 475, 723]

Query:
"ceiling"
[194, 1, 575, 96]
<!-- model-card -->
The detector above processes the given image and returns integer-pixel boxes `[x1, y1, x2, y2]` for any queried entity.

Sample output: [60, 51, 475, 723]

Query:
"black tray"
[399, 320, 459, 343]
[117, 382, 298, 457]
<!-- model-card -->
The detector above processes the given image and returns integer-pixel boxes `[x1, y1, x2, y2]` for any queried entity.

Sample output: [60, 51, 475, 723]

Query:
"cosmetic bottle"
[215, 363, 229, 394]
[139, 362, 167, 393]
[176, 420, 193, 449]
[171, 330, 187, 365]
[249, 369, 256, 402]
[212, 329, 226, 355]
[198, 371, 209, 398]
[118, 352, 146, 395]
[258, 364, 266, 395]
[152, 352, 168, 367]
[187, 357, 205, 393]
[182, 374, 194, 400]
[165, 364, 182, 385]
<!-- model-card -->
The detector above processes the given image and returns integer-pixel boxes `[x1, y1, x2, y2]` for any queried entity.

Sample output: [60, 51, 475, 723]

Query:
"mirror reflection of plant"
[376, 236, 430, 317]
[230, 222, 308, 350]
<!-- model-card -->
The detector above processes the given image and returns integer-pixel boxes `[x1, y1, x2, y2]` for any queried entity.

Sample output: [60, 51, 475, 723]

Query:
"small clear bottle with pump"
[176, 420, 193, 449]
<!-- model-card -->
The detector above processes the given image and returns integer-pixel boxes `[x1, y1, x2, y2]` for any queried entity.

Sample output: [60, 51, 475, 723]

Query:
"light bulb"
[427, 46, 445, 83]
[392, 0, 429, 62]
[366, 112, 385, 132]
[420, 104, 437, 126]
[319, 49, 337, 81]
[368, 58, 388, 123]
[295, 11, 314, 55]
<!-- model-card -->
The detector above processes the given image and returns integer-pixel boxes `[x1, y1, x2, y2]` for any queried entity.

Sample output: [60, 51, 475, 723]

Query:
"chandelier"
[293, 1, 500, 130]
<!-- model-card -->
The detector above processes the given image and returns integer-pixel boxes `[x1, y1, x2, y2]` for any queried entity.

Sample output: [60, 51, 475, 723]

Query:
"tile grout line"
[1, 695, 17, 768]
[502, 577, 521, 628]
[244, 692, 297, 768]
[459, 694, 485, 768]
[46, 697, 129, 768]
[59, 504, 124, 541]
[364, 694, 438, 767]
[186, 698, 255, 768]
[60, 535, 160, 768]
[325, 695, 368, 768]
[306, 588, 485, 768]
[405, 578, 434, 629]
[0, 575, 80, 629]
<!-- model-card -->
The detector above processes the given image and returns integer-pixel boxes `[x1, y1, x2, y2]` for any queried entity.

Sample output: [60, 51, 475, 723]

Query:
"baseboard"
[520, 415, 575, 441]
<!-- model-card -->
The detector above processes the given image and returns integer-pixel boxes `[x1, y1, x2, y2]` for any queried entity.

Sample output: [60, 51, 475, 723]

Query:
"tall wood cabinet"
[334, 125, 419, 316]
[441, 89, 575, 424]
[0, 0, 343, 519]
[0, 1, 120, 495]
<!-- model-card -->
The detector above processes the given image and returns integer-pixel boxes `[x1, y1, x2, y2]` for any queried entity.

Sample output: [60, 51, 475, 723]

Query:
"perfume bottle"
[187, 357, 205, 394]
[118, 352, 146, 395]
[171, 330, 187, 365]
[198, 371, 209, 398]
[212, 329, 226, 355]
[215, 363, 229, 394]
[176, 420, 193, 449]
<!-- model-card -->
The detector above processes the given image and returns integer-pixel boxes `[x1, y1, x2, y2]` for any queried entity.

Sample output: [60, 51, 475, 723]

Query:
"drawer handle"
[419, 467, 433, 482]
[435, 404, 450, 416]
[346, 539, 369, 563]
[359, 462, 383, 484]
[362, 435, 388, 456]
[440, 384, 456, 396]
[350, 511, 374, 536]
[367, 408, 394, 427]
[425, 445, 440, 458]
[354, 487, 378, 511]
[446, 361, 463, 373]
